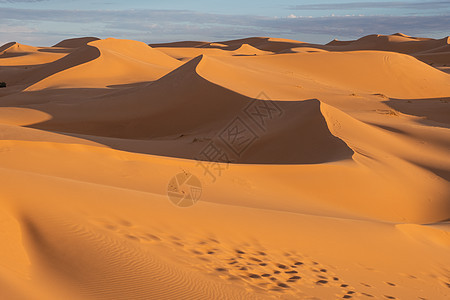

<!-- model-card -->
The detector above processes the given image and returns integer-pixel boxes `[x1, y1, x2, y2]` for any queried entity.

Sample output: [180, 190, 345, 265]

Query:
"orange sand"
[0, 34, 449, 299]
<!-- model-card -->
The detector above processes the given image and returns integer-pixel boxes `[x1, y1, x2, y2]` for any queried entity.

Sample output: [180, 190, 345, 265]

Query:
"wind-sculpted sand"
[0, 33, 449, 299]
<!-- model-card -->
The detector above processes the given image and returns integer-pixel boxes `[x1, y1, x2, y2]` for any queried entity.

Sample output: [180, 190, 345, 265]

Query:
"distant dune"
[0, 33, 449, 300]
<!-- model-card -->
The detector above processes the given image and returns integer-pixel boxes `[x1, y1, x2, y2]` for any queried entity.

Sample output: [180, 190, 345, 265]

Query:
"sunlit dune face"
[0, 107, 52, 126]
[0, 33, 449, 300]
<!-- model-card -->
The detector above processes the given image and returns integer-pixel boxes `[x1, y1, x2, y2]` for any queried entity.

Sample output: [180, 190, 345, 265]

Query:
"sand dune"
[0, 34, 449, 299]
[203, 37, 307, 52]
[0, 42, 69, 68]
[24, 38, 182, 91]
[0, 42, 38, 56]
[152, 37, 306, 53]
[322, 33, 450, 74]
[324, 33, 448, 54]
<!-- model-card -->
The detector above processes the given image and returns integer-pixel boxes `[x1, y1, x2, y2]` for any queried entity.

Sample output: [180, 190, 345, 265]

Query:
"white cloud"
[289, 1, 450, 11]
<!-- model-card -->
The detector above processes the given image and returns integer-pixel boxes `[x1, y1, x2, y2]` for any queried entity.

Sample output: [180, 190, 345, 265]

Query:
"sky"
[0, 0, 449, 46]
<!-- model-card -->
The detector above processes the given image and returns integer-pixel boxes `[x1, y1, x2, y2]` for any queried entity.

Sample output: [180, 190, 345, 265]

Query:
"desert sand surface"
[0, 33, 449, 299]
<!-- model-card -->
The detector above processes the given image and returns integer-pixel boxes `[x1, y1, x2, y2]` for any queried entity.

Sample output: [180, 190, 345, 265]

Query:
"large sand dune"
[0, 33, 449, 299]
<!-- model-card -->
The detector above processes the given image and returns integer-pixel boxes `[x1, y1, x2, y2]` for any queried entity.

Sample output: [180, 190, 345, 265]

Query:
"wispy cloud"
[0, 0, 46, 2]
[289, 1, 450, 10]
[0, 7, 448, 45]
[266, 15, 450, 37]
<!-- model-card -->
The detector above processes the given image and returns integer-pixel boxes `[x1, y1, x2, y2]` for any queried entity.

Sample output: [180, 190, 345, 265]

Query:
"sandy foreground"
[0, 33, 449, 299]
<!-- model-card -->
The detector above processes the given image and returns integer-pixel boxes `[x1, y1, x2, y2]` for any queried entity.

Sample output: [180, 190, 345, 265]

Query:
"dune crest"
[0, 42, 37, 55]
[25, 38, 182, 91]
[53, 37, 100, 48]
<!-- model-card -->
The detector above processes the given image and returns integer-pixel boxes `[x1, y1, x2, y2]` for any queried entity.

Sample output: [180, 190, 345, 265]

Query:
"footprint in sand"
[124, 234, 140, 241]
[144, 233, 161, 241]
[118, 219, 133, 227]
[103, 224, 118, 231]
[102, 231, 349, 297]
[361, 292, 374, 297]
[287, 276, 301, 282]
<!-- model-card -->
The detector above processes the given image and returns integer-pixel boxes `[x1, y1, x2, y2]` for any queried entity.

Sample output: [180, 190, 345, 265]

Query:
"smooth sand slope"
[0, 33, 449, 299]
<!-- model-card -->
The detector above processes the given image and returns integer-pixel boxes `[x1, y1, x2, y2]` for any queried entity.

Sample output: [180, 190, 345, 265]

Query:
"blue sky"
[0, 0, 449, 46]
